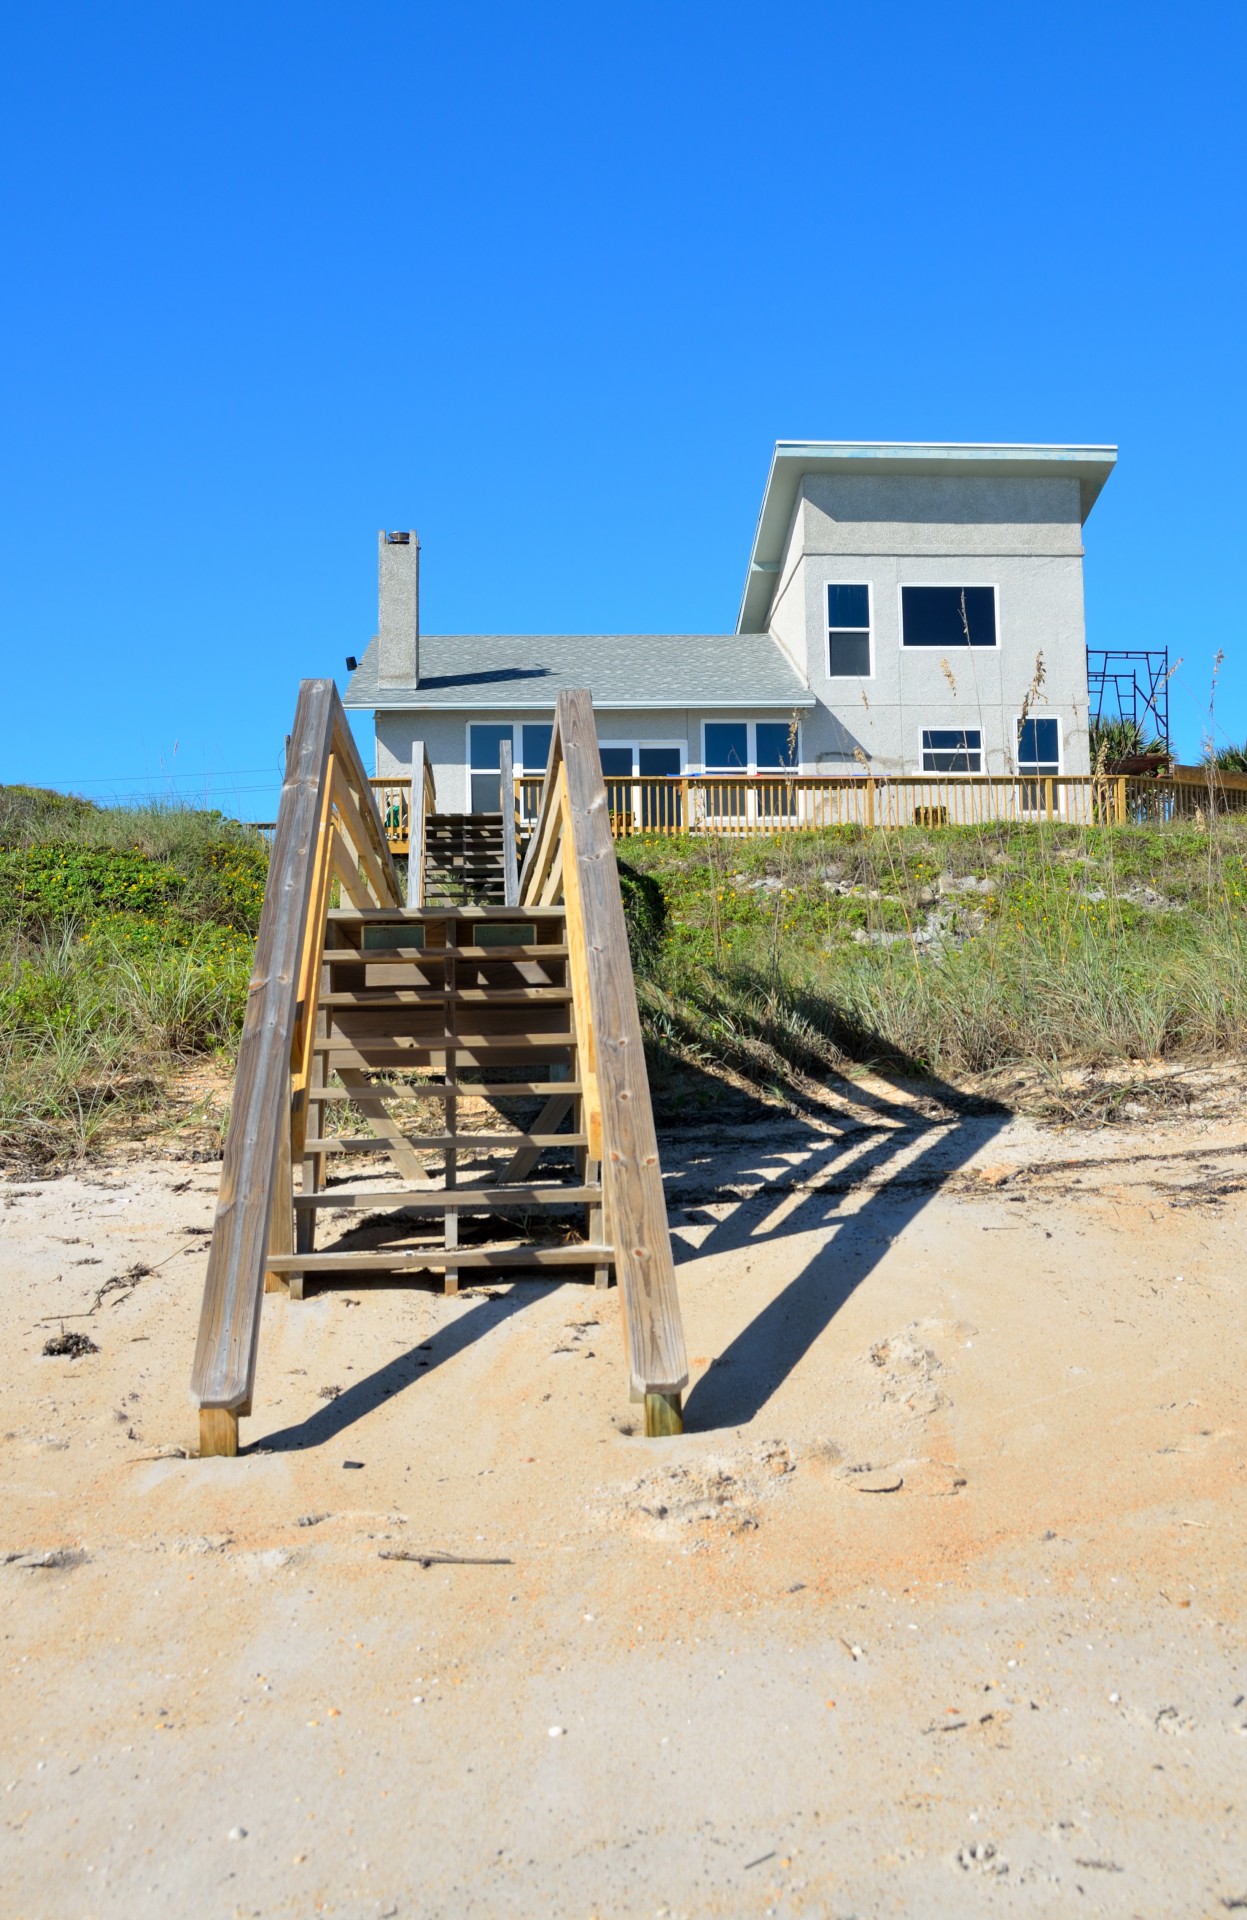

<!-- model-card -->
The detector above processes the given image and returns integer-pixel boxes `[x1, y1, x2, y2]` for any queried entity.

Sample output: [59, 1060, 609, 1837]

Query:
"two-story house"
[343, 440, 1116, 810]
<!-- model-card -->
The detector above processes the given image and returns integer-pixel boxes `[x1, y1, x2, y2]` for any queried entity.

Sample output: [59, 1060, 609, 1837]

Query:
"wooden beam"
[308, 1080, 583, 1101]
[554, 688, 689, 1401]
[330, 767, 395, 907]
[199, 1408, 239, 1456]
[191, 680, 342, 1421]
[191, 679, 403, 1430]
[302, 1131, 587, 1154]
[330, 832, 373, 911]
[289, 758, 338, 1160]
[499, 737, 519, 907]
[293, 1183, 599, 1210]
[500, 1094, 575, 1181]
[410, 740, 428, 908]
[266, 1242, 614, 1273]
[334, 1065, 429, 1183]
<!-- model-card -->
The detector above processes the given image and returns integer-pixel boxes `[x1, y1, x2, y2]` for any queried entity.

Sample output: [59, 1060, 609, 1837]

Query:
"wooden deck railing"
[366, 766, 1247, 848]
[519, 690, 688, 1429]
[371, 751, 434, 861]
[192, 680, 404, 1456]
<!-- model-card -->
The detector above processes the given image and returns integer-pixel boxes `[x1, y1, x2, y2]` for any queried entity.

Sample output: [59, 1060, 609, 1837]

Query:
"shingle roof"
[342, 633, 812, 710]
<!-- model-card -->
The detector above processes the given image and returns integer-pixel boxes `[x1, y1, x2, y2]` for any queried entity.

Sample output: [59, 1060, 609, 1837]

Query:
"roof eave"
[355, 693, 816, 712]
[736, 439, 1119, 633]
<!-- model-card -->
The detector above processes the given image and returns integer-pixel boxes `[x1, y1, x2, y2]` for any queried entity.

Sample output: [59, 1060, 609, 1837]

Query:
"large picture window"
[901, 585, 998, 649]
[827, 584, 872, 677]
[921, 727, 983, 774]
[701, 720, 802, 824]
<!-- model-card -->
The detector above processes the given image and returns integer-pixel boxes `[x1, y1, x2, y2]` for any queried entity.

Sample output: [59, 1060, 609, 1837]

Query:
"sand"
[3, 1073, 1246, 1917]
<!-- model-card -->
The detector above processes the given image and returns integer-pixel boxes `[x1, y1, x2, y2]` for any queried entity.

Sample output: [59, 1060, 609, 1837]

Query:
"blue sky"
[1, 1, 1243, 816]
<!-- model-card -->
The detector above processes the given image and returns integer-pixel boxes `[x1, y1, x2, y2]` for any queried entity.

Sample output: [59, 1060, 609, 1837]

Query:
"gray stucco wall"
[774, 473, 1092, 776]
[374, 704, 818, 810]
[369, 469, 1095, 795]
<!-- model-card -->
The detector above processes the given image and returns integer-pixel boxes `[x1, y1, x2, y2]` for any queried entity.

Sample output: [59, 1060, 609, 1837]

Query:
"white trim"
[699, 717, 803, 776]
[1014, 711, 1063, 775]
[596, 738, 689, 775]
[517, 718, 556, 773]
[825, 579, 874, 681]
[358, 695, 817, 712]
[917, 723, 984, 776]
[898, 582, 1001, 651]
[465, 717, 515, 771]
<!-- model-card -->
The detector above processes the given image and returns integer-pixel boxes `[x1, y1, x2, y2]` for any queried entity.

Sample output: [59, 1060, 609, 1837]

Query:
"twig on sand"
[378, 1549, 512, 1568]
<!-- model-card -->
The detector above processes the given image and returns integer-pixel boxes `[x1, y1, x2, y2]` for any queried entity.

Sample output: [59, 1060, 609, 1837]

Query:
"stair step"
[315, 1048, 575, 1075]
[318, 989, 573, 1009]
[307, 1081, 583, 1101]
[324, 945, 569, 964]
[302, 1133, 588, 1154]
[267, 1243, 613, 1274]
[294, 1183, 599, 1211]
[328, 907, 565, 922]
[315, 1032, 575, 1053]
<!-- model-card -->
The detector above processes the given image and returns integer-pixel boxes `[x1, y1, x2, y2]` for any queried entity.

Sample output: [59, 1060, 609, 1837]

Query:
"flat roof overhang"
[350, 693, 817, 712]
[736, 439, 1118, 633]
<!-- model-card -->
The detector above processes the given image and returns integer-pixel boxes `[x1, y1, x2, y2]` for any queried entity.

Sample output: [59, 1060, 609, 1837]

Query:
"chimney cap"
[384, 530, 411, 545]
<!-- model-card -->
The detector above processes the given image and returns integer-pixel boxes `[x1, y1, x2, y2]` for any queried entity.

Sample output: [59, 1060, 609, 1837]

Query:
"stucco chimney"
[377, 530, 419, 686]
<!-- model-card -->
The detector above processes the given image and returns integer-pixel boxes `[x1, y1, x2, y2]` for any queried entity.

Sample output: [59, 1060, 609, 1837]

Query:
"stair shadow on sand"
[670, 1070, 1009, 1432]
[253, 1284, 546, 1453]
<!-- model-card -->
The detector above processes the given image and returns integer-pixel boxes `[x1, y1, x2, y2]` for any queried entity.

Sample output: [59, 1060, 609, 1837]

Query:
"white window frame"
[826, 581, 874, 681]
[918, 724, 984, 776]
[899, 583, 1001, 652]
[465, 720, 516, 813]
[1014, 712, 1062, 775]
[698, 719, 803, 775]
[596, 738, 689, 776]
[596, 739, 688, 833]
[699, 720, 804, 827]
[517, 719, 556, 776]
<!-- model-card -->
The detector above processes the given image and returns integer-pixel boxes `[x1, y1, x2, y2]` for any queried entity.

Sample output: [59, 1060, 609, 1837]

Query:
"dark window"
[598, 745, 634, 823]
[921, 727, 983, 774]
[1017, 716, 1060, 773]
[704, 722, 749, 771]
[756, 722, 798, 770]
[468, 723, 513, 812]
[827, 583, 871, 677]
[901, 586, 998, 648]
[638, 747, 682, 829]
[520, 723, 553, 773]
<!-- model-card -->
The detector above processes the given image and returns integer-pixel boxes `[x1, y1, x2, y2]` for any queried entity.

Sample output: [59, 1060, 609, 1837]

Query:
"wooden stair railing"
[191, 680, 405, 1457]
[408, 740, 435, 908]
[192, 682, 686, 1455]
[519, 689, 689, 1434]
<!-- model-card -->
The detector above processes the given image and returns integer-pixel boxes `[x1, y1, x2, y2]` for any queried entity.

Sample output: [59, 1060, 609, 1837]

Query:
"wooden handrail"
[520, 690, 688, 1426]
[192, 680, 402, 1455]
[408, 741, 436, 906]
[499, 738, 519, 907]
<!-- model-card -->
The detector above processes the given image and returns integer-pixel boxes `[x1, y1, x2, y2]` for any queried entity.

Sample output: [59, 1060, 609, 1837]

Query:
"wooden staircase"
[276, 900, 607, 1297]
[421, 815, 509, 905]
[191, 683, 687, 1457]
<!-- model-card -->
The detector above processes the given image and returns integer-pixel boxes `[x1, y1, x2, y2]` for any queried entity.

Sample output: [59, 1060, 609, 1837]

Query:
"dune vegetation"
[3, 780, 1246, 1167]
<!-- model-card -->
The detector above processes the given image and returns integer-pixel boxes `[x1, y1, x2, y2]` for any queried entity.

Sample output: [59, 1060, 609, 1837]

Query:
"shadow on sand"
[252, 1022, 1008, 1449]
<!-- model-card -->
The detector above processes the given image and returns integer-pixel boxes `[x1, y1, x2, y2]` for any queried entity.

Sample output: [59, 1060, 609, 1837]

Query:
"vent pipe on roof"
[377, 529, 419, 687]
